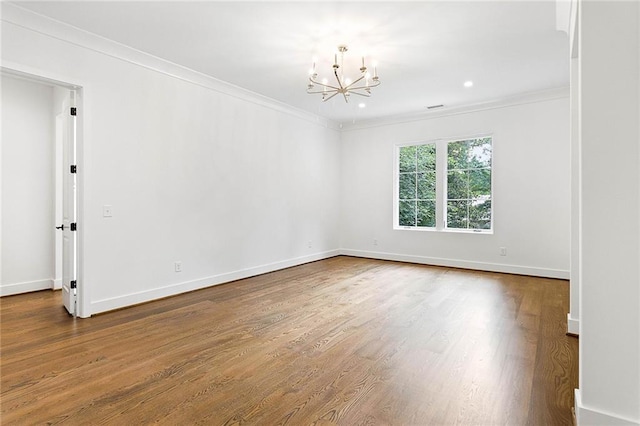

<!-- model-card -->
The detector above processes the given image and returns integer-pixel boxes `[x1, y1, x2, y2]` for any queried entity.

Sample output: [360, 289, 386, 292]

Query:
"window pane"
[417, 172, 436, 199]
[469, 199, 492, 229]
[447, 200, 468, 229]
[448, 138, 492, 170]
[447, 170, 468, 200]
[468, 138, 492, 168]
[417, 144, 436, 171]
[417, 200, 436, 227]
[469, 168, 491, 197]
[447, 140, 469, 170]
[399, 201, 416, 226]
[399, 146, 417, 173]
[399, 173, 416, 200]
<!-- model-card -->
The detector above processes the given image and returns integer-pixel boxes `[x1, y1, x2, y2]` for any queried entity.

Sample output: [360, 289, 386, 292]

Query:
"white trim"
[1, 3, 568, 133]
[1, 3, 339, 131]
[574, 389, 640, 425]
[90, 250, 341, 315]
[89, 249, 571, 315]
[74, 88, 89, 318]
[0, 279, 52, 297]
[567, 313, 580, 335]
[393, 135, 494, 232]
[1, 65, 89, 318]
[0, 62, 82, 90]
[340, 249, 570, 279]
[52, 278, 62, 290]
[341, 87, 570, 131]
[570, 0, 579, 59]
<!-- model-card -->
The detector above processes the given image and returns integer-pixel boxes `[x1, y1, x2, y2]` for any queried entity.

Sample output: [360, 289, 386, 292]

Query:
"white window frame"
[395, 141, 438, 229]
[393, 135, 494, 234]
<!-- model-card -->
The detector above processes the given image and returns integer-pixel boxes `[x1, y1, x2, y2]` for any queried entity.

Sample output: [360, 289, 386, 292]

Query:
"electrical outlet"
[499, 247, 507, 256]
[307, 241, 312, 248]
[373, 239, 378, 246]
[175, 261, 182, 272]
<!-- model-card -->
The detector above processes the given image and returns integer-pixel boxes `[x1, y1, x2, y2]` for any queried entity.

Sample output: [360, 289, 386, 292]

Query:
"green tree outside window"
[397, 137, 492, 231]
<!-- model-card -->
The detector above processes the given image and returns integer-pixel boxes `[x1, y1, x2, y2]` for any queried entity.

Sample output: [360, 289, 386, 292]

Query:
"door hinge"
[70, 223, 77, 231]
[70, 165, 77, 174]
[70, 107, 77, 116]
[70, 280, 77, 289]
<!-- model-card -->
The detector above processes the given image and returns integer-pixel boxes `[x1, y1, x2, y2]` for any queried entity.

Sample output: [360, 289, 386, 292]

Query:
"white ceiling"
[15, 1, 569, 123]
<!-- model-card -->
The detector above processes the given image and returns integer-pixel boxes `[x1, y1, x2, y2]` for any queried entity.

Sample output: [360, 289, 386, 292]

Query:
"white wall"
[1, 75, 56, 295]
[340, 96, 570, 278]
[576, 1, 640, 424]
[1, 6, 342, 315]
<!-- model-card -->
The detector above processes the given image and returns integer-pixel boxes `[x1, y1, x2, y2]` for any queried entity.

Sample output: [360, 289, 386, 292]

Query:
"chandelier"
[307, 45, 380, 103]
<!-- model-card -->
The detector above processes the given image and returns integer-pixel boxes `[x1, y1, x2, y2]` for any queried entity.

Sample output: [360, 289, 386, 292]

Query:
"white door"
[61, 91, 77, 316]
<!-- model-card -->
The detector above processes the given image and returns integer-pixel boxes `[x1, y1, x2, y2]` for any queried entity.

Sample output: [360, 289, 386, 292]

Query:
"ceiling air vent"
[427, 104, 444, 110]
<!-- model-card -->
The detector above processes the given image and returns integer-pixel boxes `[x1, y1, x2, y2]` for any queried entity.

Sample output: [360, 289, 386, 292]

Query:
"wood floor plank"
[0, 256, 578, 425]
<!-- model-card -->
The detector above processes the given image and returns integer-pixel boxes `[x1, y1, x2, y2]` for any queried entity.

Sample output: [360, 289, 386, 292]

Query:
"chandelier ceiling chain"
[307, 45, 380, 103]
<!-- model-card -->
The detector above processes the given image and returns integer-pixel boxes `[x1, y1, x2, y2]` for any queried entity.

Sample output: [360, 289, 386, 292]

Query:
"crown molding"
[1, 3, 569, 134]
[1, 2, 341, 131]
[340, 86, 570, 131]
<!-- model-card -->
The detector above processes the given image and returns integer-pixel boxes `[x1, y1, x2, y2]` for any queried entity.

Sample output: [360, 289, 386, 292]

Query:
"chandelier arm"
[348, 81, 381, 91]
[344, 75, 366, 89]
[346, 91, 371, 98]
[322, 91, 341, 102]
[307, 89, 338, 94]
[309, 77, 341, 91]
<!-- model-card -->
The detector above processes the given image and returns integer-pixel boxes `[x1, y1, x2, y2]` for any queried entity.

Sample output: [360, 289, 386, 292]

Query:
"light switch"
[103, 205, 113, 217]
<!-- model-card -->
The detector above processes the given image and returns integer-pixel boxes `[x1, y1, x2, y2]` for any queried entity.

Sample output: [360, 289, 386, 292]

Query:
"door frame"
[1, 62, 90, 318]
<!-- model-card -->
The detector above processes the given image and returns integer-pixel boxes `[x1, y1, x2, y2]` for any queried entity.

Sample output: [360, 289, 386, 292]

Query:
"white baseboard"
[567, 313, 580, 335]
[0, 278, 52, 297]
[339, 249, 570, 279]
[90, 250, 341, 315]
[89, 248, 569, 315]
[575, 389, 640, 425]
[52, 278, 62, 290]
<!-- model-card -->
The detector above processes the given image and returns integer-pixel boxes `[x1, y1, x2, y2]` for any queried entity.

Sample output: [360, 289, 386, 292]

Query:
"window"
[446, 138, 492, 230]
[395, 136, 492, 232]
[398, 144, 436, 227]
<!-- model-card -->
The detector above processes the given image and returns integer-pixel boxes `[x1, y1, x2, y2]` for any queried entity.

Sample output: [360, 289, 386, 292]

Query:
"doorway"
[0, 67, 84, 317]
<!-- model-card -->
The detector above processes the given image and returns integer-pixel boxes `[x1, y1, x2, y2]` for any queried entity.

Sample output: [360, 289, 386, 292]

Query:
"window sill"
[443, 228, 493, 235]
[394, 226, 493, 235]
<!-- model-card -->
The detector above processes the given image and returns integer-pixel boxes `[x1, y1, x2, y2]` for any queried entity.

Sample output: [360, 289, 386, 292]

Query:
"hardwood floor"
[0, 256, 578, 425]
